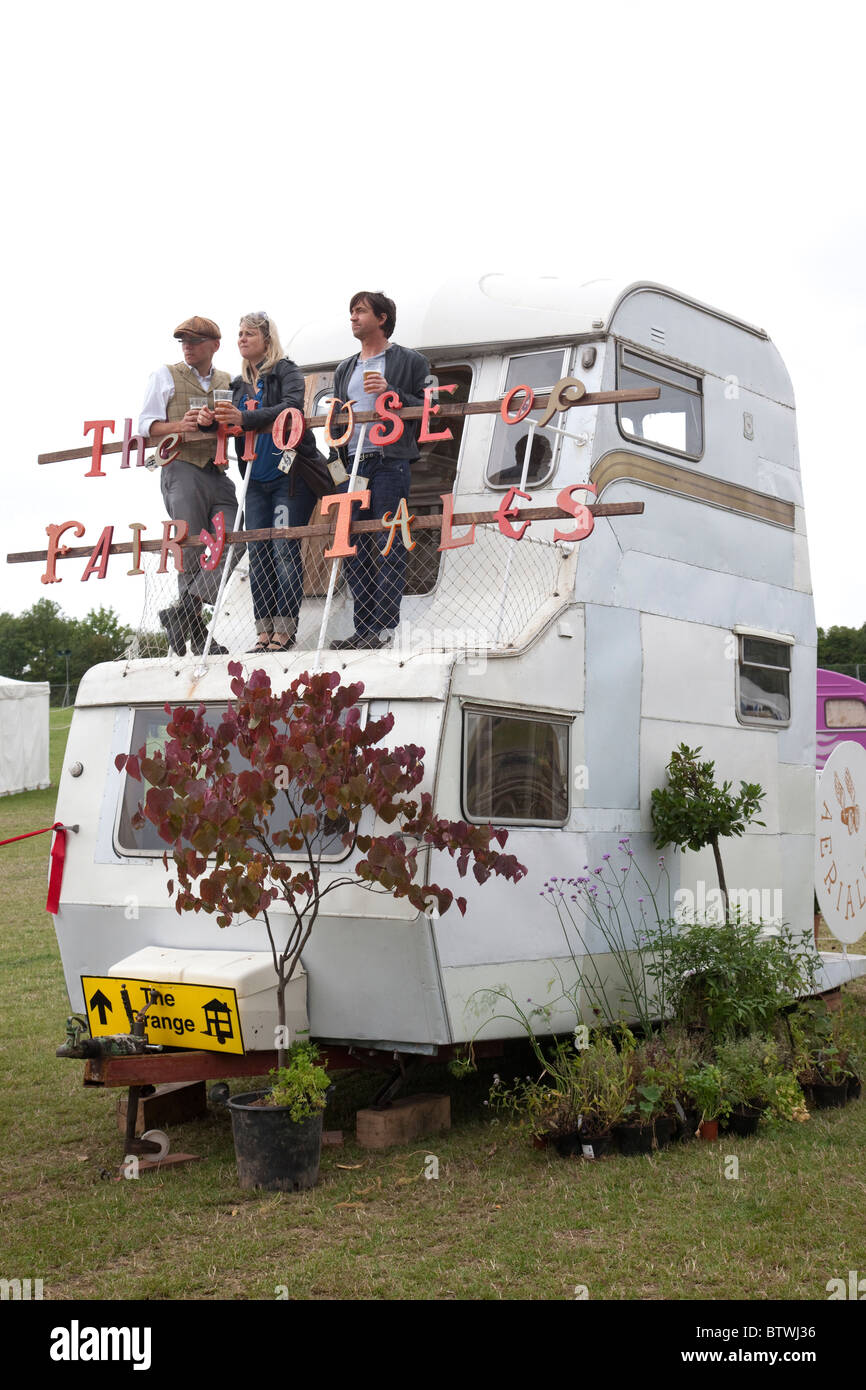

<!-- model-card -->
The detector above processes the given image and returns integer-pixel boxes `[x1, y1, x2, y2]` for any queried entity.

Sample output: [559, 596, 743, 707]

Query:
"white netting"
[124, 520, 573, 663]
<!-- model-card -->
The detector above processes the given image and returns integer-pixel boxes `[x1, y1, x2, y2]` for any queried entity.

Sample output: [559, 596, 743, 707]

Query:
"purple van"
[817, 668, 866, 770]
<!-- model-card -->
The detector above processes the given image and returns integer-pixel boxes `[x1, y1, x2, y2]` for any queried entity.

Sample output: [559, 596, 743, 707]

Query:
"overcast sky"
[2, 0, 863, 634]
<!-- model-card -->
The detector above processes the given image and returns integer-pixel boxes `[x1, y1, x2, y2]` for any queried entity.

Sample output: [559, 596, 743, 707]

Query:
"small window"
[617, 345, 703, 458]
[463, 708, 569, 825]
[737, 637, 791, 725]
[826, 698, 866, 729]
[115, 707, 352, 860]
[486, 349, 568, 489]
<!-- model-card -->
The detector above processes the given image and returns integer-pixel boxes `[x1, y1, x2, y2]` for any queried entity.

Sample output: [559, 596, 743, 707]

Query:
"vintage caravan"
[816, 668, 866, 771]
[52, 275, 829, 1056]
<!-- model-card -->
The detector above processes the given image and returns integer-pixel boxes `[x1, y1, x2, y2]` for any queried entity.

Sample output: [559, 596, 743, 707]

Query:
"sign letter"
[81, 526, 114, 581]
[553, 482, 597, 542]
[83, 420, 115, 478]
[368, 390, 405, 447]
[495, 486, 532, 541]
[272, 407, 305, 452]
[200, 512, 226, 571]
[128, 522, 146, 576]
[382, 498, 417, 556]
[500, 385, 534, 425]
[42, 521, 85, 584]
[323, 398, 355, 450]
[320, 490, 370, 558]
[419, 383, 456, 444]
[158, 519, 189, 573]
[438, 493, 475, 550]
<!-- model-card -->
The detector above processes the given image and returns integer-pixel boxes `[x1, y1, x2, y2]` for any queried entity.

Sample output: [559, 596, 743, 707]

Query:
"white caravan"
[52, 275, 829, 1055]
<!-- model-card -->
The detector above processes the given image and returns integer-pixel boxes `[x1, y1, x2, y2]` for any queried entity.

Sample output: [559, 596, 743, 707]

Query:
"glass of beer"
[189, 395, 207, 427]
[363, 363, 381, 391]
[213, 388, 233, 422]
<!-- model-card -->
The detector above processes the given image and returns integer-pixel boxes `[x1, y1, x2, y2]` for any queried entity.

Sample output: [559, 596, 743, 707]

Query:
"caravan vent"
[649, 324, 666, 344]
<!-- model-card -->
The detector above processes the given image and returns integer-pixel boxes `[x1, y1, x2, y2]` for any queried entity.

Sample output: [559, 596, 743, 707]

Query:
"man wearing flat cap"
[138, 316, 237, 655]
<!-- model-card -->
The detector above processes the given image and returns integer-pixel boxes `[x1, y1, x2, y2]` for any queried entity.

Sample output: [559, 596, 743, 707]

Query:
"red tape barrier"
[0, 821, 76, 913]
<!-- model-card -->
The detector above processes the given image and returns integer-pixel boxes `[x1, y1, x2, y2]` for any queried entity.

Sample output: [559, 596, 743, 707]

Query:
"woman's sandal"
[248, 635, 272, 653]
[267, 634, 296, 652]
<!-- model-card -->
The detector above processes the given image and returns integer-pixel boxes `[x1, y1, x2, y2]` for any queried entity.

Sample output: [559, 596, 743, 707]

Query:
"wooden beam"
[6, 502, 644, 565]
[36, 387, 661, 465]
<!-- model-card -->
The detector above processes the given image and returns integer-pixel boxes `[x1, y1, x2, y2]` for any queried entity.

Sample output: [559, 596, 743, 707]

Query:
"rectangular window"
[737, 636, 791, 725]
[115, 707, 352, 859]
[617, 345, 703, 458]
[486, 349, 569, 489]
[825, 698, 866, 729]
[463, 708, 569, 825]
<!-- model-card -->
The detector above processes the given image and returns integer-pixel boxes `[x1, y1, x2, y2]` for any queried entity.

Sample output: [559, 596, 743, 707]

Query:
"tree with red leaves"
[117, 663, 526, 1065]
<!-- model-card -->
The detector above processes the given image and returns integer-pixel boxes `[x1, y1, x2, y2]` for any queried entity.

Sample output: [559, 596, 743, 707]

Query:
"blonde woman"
[201, 312, 316, 652]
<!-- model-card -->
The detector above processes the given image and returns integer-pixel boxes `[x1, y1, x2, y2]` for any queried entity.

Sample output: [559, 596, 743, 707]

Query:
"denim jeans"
[339, 457, 412, 634]
[244, 473, 316, 632]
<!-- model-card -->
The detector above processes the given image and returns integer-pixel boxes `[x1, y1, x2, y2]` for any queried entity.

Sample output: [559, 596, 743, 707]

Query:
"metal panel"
[584, 604, 641, 809]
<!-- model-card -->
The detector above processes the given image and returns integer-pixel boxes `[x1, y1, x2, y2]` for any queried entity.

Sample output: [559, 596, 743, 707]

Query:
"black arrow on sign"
[89, 990, 112, 1027]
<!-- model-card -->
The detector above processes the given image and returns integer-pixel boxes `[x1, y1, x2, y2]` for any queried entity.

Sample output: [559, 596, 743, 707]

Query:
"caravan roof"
[286, 273, 769, 369]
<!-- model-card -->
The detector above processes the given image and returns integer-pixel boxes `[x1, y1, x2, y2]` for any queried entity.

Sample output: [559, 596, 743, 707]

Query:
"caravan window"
[737, 637, 791, 725]
[486, 349, 568, 489]
[826, 698, 866, 728]
[115, 706, 352, 860]
[616, 346, 703, 458]
[463, 708, 569, 825]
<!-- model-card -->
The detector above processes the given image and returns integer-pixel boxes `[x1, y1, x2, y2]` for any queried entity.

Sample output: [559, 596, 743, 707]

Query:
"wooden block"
[356, 1094, 450, 1150]
[321, 1130, 344, 1147]
[122, 1153, 203, 1174]
[116, 1081, 208, 1135]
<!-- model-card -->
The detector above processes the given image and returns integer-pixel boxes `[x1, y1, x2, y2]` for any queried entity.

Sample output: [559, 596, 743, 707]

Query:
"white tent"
[0, 676, 50, 796]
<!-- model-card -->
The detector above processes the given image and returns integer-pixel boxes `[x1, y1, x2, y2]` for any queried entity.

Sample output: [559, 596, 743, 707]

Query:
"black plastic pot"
[553, 1130, 583, 1157]
[810, 1080, 849, 1110]
[726, 1102, 763, 1137]
[579, 1132, 614, 1160]
[227, 1092, 323, 1191]
[675, 1106, 700, 1142]
[613, 1122, 655, 1156]
[654, 1115, 676, 1148]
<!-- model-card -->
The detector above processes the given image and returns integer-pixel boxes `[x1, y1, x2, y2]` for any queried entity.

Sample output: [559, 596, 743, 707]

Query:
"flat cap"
[173, 315, 221, 341]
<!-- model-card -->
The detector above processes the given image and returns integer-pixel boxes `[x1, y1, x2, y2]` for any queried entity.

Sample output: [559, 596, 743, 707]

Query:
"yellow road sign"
[81, 975, 245, 1055]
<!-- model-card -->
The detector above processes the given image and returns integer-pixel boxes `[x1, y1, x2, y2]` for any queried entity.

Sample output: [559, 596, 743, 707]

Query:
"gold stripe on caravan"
[590, 451, 795, 529]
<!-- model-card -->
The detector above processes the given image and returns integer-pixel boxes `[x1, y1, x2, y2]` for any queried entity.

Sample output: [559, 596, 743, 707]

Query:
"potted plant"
[788, 1002, 850, 1109]
[715, 1036, 775, 1136]
[228, 1039, 331, 1191]
[684, 1062, 729, 1140]
[572, 1031, 632, 1158]
[117, 664, 525, 1190]
[613, 1035, 674, 1154]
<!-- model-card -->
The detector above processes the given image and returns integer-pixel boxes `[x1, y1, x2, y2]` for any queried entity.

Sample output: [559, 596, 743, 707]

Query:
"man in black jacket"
[331, 290, 429, 650]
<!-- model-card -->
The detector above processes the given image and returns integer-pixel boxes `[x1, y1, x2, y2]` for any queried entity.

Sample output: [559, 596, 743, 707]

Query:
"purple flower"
[638, 897, 645, 903]
[594, 867, 603, 876]
[658, 856, 665, 867]
[602, 853, 611, 861]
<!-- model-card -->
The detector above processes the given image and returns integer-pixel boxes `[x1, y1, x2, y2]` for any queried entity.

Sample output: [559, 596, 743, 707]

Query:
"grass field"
[1, 711, 865, 1302]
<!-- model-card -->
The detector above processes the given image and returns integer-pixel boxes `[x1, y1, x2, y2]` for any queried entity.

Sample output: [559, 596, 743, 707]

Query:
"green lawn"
[1, 711, 864, 1301]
